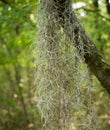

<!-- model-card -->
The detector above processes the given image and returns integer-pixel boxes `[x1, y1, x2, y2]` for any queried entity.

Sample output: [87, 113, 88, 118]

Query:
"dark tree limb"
[106, 0, 110, 15]
[54, 0, 110, 94]
[93, 0, 99, 8]
[0, 0, 12, 7]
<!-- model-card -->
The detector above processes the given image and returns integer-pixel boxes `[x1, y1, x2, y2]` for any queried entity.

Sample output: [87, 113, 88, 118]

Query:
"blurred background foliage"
[0, 0, 110, 130]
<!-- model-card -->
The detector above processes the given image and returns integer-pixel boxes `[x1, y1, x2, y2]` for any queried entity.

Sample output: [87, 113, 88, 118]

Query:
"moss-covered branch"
[53, 0, 110, 94]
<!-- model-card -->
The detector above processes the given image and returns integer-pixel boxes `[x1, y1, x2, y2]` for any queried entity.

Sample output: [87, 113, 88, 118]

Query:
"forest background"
[0, 0, 110, 130]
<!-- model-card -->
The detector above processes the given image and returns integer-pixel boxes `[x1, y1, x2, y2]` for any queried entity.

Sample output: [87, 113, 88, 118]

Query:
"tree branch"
[0, 0, 12, 7]
[54, 0, 110, 94]
[105, 0, 110, 15]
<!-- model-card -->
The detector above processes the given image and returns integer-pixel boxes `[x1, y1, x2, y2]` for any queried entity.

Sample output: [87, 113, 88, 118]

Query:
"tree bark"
[53, 0, 110, 94]
[93, 0, 99, 9]
[105, 0, 110, 15]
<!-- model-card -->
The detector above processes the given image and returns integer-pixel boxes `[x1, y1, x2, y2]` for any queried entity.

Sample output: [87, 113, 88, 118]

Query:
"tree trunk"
[106, 0, 110, 15]
[53, 0, 110, 94]
[93, 0, 99, 9]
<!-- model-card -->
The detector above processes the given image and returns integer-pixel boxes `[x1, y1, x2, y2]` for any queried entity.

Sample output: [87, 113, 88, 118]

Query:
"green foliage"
[0, 0, 41, 130]
[0, 0, 110, 130]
